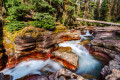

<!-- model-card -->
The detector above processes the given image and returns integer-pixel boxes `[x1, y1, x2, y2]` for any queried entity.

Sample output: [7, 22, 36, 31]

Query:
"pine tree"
[100, 0, 111, 21]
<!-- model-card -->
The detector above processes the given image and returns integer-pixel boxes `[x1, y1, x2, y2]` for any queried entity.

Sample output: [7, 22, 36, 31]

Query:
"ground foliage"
[3, 0, 120, 33]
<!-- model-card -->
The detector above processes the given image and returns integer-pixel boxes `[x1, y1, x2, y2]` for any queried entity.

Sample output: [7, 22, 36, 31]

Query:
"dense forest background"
[0, 0, 120, 32]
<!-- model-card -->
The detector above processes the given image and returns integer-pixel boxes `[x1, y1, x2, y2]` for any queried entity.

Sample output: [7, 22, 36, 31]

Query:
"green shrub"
[30, 0, 55, 13]
[6, 21, 28, 33]
[30, 21, 42, 28]
[51, 0, 64, 5]
[6, 4, 30, 21]
[117, 21, 120, 23]
[32, 13, 55, 30]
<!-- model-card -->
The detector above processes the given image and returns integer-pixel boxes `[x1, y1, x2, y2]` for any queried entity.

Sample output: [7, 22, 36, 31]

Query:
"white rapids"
[1, 59, 62, 80]
[59, 30, 102, 77]
[59, 40, 102, 77]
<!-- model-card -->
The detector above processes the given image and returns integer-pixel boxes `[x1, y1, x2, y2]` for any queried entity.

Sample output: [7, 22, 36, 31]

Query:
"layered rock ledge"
[91, 26, 120, 80]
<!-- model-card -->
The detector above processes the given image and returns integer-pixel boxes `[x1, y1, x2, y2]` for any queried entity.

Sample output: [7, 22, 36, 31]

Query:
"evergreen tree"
[100, 0, 111, 21]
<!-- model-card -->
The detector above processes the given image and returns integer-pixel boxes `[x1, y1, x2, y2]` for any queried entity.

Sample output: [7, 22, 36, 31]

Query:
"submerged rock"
[0, 73, 13, 80]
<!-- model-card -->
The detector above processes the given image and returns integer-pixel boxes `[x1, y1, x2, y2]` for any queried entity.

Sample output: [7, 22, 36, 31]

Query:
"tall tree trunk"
[0, 0, 6, 22]
[83, 0, 89, 19]
[98, 0, 101, 19]
[113, 0, 118, 22]
[0, 0, 3, 21]
[63, 0, 68, 25]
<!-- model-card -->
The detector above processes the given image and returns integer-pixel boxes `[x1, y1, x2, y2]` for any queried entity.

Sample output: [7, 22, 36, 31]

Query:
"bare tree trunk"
[76, 18, 120, 26]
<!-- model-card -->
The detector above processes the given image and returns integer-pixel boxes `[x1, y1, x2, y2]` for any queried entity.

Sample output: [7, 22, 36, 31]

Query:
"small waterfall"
[80, 30, 94, 40]
[59, 41, 102, 77]
[59, 30, 102, 77]
[1, 59, 62, 80]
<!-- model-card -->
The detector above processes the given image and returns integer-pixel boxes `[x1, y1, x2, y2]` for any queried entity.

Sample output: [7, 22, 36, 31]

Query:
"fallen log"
[76, 18, 120, 27]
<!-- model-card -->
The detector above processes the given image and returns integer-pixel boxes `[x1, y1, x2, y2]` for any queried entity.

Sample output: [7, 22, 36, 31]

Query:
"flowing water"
[59, 40, 103, 77]
[1, 59, 62, 80]
[1, 30, 103, 79]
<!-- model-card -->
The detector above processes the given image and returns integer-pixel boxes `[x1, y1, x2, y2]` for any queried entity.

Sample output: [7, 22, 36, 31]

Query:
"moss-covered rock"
[3, 26, 81, 58]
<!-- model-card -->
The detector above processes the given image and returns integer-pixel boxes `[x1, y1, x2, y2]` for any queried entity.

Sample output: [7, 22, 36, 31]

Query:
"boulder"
[49, 69, 84, 80]
[91, 39, 120, 52]
[92, 46, 119, 58]
[52, 47, 78, 69]
[18, 75, 48, 80]
[0, 73, 13, 80]
[105, 69, 120, 80]
[101, 54, 120, 78]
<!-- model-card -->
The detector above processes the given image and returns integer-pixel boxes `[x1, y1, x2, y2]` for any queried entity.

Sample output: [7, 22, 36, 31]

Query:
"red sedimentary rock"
[51, 56, 77, 70]
[5, 51, 77, 71]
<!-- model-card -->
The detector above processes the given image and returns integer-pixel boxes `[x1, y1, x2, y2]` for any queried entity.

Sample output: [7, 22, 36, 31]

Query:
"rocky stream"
[0, 26, 120, 80]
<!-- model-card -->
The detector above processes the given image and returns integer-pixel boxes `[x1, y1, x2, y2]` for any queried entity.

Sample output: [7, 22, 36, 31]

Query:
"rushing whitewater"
[59, 30, 102, 77]
[1, 59, 62, 80]
[59, 40, 102, 77]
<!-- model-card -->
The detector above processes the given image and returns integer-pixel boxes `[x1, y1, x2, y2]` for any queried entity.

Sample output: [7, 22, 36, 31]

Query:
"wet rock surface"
[52, 47, 78, 68]
[101, 54, 120, 78]
[49, 69, 84, 80]
[91, 26, 120, 80]
[105, 69, 120, 80]
[0, 73, 13, 80]
[12, 69, 84, 80]
[18, 75, 49, 80]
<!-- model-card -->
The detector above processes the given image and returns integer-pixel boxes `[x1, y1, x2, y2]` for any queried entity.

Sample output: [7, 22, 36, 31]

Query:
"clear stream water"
[1, 30, 103, 80]
[59, 40, 103, 77]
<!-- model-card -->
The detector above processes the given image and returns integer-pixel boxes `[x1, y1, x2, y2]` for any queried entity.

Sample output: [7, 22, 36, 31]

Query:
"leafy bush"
[6, 4, 30, 21]
[6, 21, 28, 33]
[117, 21, 120, 23]
[51, 0, 64, 5]
[4, 0, 56, 32]
[30, 21, 42, 28]
[30, 0, 55, 13]
[32, 13, 55, 30]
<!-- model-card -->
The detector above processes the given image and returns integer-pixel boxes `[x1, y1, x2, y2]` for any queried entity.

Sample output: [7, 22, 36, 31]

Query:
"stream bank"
[91, 26, 120, 80]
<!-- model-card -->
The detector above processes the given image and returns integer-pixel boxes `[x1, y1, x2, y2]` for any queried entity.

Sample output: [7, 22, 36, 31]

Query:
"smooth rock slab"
[52, 47, 78, 68]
